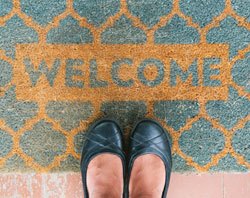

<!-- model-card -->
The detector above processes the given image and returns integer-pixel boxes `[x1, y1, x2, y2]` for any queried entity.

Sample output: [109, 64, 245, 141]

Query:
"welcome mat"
[0, 0, 249, 173]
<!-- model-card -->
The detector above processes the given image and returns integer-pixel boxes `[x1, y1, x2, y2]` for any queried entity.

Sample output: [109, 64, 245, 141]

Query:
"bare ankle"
[87, 154, 123, 198]
[90, 190, 121, 198]
[130, 192, 160, 198]
[129, 154, 165, 198]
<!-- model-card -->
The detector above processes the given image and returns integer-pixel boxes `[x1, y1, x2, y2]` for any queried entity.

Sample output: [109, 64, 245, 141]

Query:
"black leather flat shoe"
[127, 118, 172, 198]
[81, 119, 126, 198]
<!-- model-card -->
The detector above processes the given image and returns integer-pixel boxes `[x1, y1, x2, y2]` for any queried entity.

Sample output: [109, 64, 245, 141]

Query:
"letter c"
[111, 58, 134, 87]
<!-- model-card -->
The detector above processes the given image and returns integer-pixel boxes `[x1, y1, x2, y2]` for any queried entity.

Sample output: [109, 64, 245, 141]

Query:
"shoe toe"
[93, 121, 122, 138]
[132, 120, 164, 140]
[130, 119, 171, 160]
[85, 120, 123, 150]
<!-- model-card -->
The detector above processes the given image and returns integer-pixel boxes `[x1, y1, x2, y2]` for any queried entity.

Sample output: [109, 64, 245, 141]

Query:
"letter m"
[170, 59, 198, 86]
[24, 58, 61, 86]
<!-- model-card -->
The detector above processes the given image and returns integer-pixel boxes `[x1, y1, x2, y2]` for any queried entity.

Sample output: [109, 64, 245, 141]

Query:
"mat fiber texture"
[0, 0, 249, 173]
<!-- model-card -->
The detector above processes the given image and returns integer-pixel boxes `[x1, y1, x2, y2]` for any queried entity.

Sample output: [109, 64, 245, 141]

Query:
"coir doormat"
[0, 0, 249, 172]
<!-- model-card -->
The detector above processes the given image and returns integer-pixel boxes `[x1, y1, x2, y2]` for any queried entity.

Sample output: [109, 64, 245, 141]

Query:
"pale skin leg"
[86, 154, 165, 198]
[129, 154, 166, 198]
[86, 153, 123, 198]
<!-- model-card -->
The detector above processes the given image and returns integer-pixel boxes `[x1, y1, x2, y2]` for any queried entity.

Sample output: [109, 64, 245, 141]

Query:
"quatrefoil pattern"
[0, 0, 249, 172]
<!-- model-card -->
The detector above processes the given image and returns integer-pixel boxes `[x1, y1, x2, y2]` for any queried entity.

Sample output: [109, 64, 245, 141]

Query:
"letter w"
[24, 58, 61, 86]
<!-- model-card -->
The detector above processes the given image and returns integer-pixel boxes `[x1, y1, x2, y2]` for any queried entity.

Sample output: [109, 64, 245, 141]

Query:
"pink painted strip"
[16, 174, 42, 198]
[65, 173, 83, 198]
[0, 174, 16, 197]
[0, 173, 249, 197]
[167, 173, 224, 198]
[224, 173, 250, 198]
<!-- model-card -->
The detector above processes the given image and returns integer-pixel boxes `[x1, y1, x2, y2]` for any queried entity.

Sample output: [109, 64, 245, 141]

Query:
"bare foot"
[87, 153, 123, 198]
[129, 154, 166, 198]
